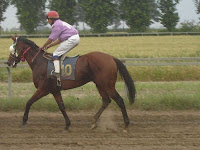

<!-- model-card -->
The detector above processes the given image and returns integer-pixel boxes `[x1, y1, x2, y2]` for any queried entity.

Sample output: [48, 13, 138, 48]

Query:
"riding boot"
[51, 59, 60, 78]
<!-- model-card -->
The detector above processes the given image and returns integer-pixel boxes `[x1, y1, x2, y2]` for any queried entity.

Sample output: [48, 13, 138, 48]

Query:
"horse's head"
[7, 36, 21, 67]
[7, 36, 38, 67]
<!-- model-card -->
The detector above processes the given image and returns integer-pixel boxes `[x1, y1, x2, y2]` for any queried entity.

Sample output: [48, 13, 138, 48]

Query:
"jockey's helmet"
[46, 11, 59, 19]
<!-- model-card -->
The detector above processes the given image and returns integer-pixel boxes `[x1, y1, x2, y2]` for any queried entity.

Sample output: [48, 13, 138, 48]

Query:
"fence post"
[6, 67, 12, 100]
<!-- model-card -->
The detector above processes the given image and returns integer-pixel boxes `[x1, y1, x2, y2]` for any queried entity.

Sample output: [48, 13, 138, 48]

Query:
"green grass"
[1, 81, 200, 111]
[1, 36, 200, 111]
[1, 36, 200, 82]
[134, 81, 200, 110]
[128, 66, 200, 81]
[1, 36, 200, 59]
[3, 65, 200, 82]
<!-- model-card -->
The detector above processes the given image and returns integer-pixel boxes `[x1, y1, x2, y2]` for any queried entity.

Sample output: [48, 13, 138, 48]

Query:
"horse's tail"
[113, 58, 136, 104]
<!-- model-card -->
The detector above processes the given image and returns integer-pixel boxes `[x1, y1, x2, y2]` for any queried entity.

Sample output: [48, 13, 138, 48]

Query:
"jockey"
[40, 11, 80, 78]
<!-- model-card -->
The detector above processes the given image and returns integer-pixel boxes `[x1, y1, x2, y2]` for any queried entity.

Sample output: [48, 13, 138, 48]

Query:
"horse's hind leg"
[91, 85, 111, 129]
[52, 91, 71, 130]
[108, 89, 130, 130]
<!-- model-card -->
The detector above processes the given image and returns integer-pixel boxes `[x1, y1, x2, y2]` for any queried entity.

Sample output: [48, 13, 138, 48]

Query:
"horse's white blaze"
[9, 44, 15, 54]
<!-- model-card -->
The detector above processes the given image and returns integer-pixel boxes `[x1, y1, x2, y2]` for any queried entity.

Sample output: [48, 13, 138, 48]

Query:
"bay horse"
[7, 36, 136, 131]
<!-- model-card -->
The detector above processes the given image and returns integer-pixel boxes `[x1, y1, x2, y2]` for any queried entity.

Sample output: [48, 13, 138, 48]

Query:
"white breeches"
[53, 34, 80, 57]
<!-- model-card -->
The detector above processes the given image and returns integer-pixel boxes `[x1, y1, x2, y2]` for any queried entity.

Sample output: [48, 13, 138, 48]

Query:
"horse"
[6, 36, 136, 131]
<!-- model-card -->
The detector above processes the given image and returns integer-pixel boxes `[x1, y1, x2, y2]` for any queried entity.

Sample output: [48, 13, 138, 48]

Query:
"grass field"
[1, 36, 200, 110]
[1, 36, 200, 81]
[1, 36, 200, 59]
[1, 81, 200, 111]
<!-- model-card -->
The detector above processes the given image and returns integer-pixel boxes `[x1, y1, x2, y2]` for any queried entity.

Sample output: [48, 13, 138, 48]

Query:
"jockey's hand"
[39, 46, 48, 51]
[46, 45, 51, 50]
[39, 47, 44, 51]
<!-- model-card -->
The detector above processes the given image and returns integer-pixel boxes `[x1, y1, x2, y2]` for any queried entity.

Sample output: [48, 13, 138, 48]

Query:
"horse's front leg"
[23, 89, 49, 126]
[52, 91, 71, 130]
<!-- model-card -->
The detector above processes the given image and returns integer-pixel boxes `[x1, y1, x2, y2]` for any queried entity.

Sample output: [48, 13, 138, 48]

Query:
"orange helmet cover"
[47, 11, 59, 19]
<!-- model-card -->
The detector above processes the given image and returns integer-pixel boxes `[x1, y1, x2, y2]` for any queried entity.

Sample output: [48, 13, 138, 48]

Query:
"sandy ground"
[0, 109, 200, 150]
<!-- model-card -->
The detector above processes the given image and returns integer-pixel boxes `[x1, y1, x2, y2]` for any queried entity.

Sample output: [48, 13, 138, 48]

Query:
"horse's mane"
[17, 37, 53, 60]
[18, 37, 39, 49]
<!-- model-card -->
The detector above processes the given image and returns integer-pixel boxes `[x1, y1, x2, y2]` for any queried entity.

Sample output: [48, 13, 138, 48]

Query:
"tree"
[119, 0, 158, 32]
[0, 0, 9, 24]
[112, 0, 122, 30]
[11, 0, 46, 34]
[158, 0, 180, 31]
[48, 0, 77, 25]
[79, 0, 118, 33]
[180, 20, 199, 32]
[194, 0, 200, 14]
[150, 1, 160, 22]
[75, 2, 86, 30]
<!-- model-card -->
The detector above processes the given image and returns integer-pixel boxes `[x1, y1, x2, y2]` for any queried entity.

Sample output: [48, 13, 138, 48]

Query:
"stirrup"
[57, 77, 61, 86]
[50, 70, 60, 78]
[50, 71, 61, 86]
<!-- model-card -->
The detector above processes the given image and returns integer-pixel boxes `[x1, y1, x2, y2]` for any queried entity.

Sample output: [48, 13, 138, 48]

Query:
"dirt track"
[0, 110, 200, 150]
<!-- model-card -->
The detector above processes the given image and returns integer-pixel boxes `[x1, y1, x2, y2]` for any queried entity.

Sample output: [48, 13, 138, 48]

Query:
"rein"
[17, 43, 50, 63]
[31, 48, 42, 62]
[20, 47, 42, 62]
[21, 47, 31, 62]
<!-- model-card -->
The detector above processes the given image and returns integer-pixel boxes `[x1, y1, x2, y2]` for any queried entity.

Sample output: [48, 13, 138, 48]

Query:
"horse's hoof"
[22, 122, 27, 128]
[90, 123, 97, 130]
[22, 122, 27, 126]
[123, 129, 128, 133]
[65, 126, 70, 130]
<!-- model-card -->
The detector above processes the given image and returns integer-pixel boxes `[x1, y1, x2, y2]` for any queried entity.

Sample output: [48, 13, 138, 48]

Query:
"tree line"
[0, 0, 199, 34]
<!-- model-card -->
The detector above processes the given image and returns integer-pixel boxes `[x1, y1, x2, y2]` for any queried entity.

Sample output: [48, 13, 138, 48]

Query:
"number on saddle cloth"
[47, 55, 79, 80]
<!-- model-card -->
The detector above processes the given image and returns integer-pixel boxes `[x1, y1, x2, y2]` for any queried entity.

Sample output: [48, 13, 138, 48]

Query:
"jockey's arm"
[46, 39, 62, 49]
[41, 38, 52, 50]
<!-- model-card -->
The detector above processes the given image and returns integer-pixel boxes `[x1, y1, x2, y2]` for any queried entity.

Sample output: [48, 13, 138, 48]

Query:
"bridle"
[21, 47, 31, 62]
[8, 37, 48, 67]
[9, 38, 31, 67]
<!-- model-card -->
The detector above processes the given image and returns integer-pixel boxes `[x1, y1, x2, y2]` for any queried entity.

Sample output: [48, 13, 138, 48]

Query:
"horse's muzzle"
[6, 61, 17, 68]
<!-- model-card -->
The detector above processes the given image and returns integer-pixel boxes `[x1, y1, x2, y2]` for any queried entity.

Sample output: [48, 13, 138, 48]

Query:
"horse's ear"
[11, 35, 16, 42]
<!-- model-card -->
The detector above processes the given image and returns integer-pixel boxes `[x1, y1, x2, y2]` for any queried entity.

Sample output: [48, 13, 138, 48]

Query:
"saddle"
[45, 53, 79, 85]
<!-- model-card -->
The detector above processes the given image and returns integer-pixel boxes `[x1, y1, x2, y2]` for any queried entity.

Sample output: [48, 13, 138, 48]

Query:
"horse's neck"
[25, 49, 47, 70]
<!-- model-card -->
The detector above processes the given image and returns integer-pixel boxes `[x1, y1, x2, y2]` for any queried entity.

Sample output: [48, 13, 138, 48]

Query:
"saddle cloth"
[47, 55, 79, 80]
